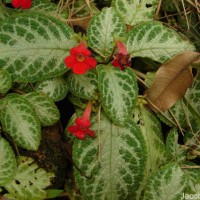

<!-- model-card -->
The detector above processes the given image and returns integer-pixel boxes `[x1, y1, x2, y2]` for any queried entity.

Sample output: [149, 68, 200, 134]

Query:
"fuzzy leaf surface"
[133, 104, 166, 177]
[66, 70, 98, 100]
[87, 7, 126, 58]
[73, 112, 147, 200]
[4, 156, 54, 200]
[145, 52, 200, 112]
[97, 64, 138, 125]
[112, 0, 157, 26]
[126, 21, 195, 63]
[144, 163, 187, 200]
[0, 13, 75, 82]
[35, 76, 68, 101]
[24, 92, 60, 126]
[0, 94, 41, 150]
[0, 137, 17, 186]
[0, 69, 12, 94]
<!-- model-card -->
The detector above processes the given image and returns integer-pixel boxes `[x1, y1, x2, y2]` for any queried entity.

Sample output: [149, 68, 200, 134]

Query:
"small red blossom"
[112, 41, 131, 70]
[64, 42, 97, 75]
[12, 0, 32, 9]
[68, 102, 95, 140]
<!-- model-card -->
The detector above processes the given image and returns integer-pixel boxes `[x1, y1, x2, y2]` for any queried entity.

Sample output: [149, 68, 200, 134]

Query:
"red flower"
[68, 102, 95, 140]
[12, 0, 32, 9]
[112, 41, 131, 70]
[64, 42, 97, 75]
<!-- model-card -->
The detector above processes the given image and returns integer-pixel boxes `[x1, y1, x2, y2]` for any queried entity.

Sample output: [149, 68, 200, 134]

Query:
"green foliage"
[166, 128, 187, 163]
[35, 76, 68, 101]
[112, 0, 158, 26]
[0, 137, 17, 186]
[183, 163, 200, 196]
[28, 0, 59, 16]
[73, 112, 147, 200]
[0, 94, 41, 150]
[0, 0, 199, 199]
[0, 69, 12, 94]
[133, 104, 167, 177]
[0, 13, 76, 82]
[97, 64, 138, 125]
[24, 92, 60, 126]
[126, 21, 195, 63]
[66, 70, 98, 100]
[87, 7, 126, 59]
[3, 156, 54, 200]
[143, 163, 187, 200]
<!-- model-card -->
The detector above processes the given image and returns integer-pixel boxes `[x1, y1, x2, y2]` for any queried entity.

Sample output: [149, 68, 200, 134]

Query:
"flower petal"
[87, 129, 95, 137]
[75, 130, 87, 140]
[75, 118, 83, 126]
[112, 59, 120, 67]
[21, 0, 32, 9]
[70, 42, 91, 56]
[64, 55, 76, 69]
[117, 41, 128, 55]
[82, 119, 90, 128]
[85, 57, 97, 69]
[68, 125, 79, 134]
[12, 0, 21, 8]
[72, 62, 88, 75]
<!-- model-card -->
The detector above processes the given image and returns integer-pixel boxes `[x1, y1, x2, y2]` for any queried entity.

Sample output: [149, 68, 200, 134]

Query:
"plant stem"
[181, 165, 200, 169]
[11, 88, 26, 95]
[132, 68, 146, 79]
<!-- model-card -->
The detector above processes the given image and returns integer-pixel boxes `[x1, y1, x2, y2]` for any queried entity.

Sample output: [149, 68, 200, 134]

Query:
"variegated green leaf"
[87, 7, 126, 58]
[126, 21, 195, 63]
[29, 0, 60, 17]
[4, 156, 54, 200]
[112, 0, 157, 26]
[133, 104, 166, 177]
[144, 163, 187, 200]
[166, 128, 187, 163]
[0, 94, 41, 150]
[184, 126, 200, 160]
[24, 92, 60, 126]
[0, 137, 17, 186]
[68, 94, 88, 109]
[184, 73, 200, 121]
[0, 4, 10, 20]
[97, 64, 138, 125]
[183, 163, 200, 197]
[0, 69, 12, 94]
[0, 13, 76, 82]
[66, 70, 98, 100]
[35, 76, 68, 102]
[73, 112, 147, 200]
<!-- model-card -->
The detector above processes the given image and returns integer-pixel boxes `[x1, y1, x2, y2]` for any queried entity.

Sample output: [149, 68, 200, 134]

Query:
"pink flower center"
[77, 54, 85, 62]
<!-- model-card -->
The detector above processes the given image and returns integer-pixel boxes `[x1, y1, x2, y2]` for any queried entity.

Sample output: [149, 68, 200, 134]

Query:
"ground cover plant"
[0, 0, 200, 199]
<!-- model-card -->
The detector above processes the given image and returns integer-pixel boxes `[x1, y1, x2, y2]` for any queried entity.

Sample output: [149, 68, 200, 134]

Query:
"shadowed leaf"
[145, 51, 200, 112]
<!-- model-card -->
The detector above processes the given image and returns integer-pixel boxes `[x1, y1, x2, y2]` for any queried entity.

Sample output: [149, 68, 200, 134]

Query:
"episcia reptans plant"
[0, 0, 199, 199]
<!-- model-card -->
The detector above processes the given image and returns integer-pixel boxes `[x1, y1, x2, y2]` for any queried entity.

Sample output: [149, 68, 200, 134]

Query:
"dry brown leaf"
[70, 16, 91, 30]
[145, 51, 200, 112]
